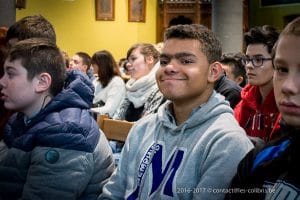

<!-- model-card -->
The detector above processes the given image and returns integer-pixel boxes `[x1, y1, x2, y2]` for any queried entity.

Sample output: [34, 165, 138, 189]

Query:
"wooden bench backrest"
[97, 115, 134, 142]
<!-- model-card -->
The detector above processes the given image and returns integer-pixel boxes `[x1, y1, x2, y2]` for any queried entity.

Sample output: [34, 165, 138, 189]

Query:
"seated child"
[0, 38, 114, 199]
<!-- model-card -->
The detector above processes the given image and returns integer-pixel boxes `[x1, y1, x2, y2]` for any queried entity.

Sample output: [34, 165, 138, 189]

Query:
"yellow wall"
[16, 0, 157, 60]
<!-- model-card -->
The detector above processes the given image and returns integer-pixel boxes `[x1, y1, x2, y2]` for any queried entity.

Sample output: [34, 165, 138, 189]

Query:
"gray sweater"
[99, 91, 254, 200]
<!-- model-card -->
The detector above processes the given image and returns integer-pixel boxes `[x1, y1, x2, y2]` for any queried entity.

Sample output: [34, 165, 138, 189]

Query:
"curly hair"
[164, 24, 222, 64]
[244, 25, 279, 54]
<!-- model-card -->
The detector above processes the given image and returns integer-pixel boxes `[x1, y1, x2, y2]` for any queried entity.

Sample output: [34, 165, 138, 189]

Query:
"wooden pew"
[97, 115, 134, 142]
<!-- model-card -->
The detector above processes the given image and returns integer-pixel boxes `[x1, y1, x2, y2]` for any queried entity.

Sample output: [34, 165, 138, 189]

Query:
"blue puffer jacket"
[0, 70, 115, 200]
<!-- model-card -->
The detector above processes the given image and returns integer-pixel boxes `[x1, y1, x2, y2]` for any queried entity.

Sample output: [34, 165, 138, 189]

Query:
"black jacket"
[214, 74, 242, 109]
[226, 123, 300, 200]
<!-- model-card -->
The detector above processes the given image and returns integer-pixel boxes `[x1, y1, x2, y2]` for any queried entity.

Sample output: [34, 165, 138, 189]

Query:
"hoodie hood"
[235, 84, 280, 141]
[240, 84, 261, 110]
[4, 70, 98, 152]
[156, 91, 233, 134]
[45, 70, 94, 113]
[15, 70, 94, 125]
[107, 90, 253, 200]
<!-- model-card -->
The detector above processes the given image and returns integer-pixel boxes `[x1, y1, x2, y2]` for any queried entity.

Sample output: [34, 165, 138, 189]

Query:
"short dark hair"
[220, 52, 247, 87]
[6, 15, 56, 43]
[92, 50, 120, 87]
[76, 52, 91, 71]
[7, 38, 65, 96]
[164, 24, 222, 64]
[244, 25, 279, 54]
[126, 43, 160, 64]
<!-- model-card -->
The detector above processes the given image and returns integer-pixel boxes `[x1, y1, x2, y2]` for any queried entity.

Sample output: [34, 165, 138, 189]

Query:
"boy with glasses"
[226, 16, 300, 200]
[234, 25, 280, 142]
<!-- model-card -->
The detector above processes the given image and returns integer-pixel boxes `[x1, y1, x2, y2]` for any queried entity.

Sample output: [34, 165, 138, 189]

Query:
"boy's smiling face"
[0, 58, 40, 115]
[156, 38, 220, 106]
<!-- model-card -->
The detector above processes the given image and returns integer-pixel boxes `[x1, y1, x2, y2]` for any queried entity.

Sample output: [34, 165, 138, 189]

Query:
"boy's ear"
[236, 76, 244, 86]
[208, 62, 223, 83]
[35, 73, 52, 93]
[82, 64, 88, 72]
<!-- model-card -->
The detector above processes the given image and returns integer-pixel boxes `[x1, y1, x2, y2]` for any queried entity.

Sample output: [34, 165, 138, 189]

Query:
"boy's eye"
[275, 65, 288, 73]
[159, 54, 195, 66]
[128, 56, 137, 62]
[160, 57, 170, 66]
[6, 72, 15, 78]
[179, 58, 194, 64]
[253, 57, 263, 63]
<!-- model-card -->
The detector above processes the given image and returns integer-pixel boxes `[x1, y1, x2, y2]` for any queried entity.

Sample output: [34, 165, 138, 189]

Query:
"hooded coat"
[226, 122, 300, 200]
[0, 71, 114, 200]
[99, 91, 253, 200]
[234, 84, 280, 141]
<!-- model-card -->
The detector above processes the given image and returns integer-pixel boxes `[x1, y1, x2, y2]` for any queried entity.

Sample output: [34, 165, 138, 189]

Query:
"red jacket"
[234, 84, 280, 141]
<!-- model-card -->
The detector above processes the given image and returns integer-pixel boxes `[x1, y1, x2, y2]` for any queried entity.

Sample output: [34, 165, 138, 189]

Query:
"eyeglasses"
[241, 56, 272, 68]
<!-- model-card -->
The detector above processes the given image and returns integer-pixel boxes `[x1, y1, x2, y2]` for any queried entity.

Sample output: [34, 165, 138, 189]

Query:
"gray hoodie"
[99, 91, 254, 200]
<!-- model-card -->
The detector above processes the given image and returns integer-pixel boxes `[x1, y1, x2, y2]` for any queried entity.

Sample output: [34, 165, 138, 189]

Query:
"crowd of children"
[0, 14, 300, 200]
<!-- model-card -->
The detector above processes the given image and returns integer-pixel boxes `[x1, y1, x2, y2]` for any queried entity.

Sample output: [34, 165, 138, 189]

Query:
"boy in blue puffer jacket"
[0, 38, 114, 199]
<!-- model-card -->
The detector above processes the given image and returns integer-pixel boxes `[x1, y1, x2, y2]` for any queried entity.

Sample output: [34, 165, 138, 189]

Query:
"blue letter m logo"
[127, 144, 184, 200]
[150, 145, 184, 197]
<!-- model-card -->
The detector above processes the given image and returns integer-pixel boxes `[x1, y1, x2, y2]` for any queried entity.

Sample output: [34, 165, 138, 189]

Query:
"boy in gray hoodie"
[99, 24, 254, 200]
